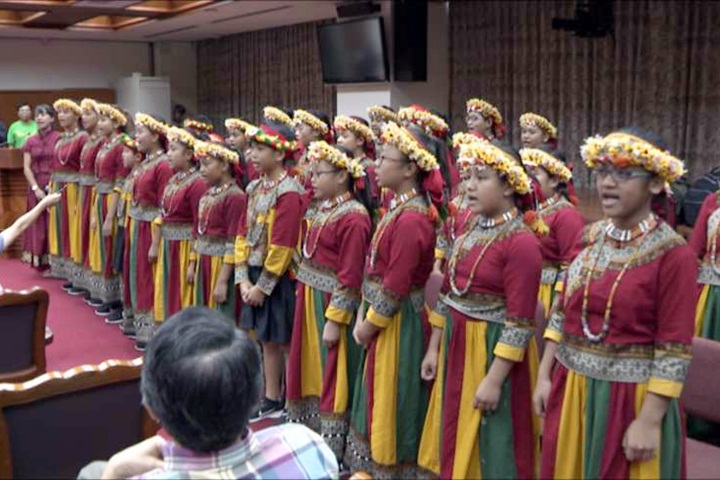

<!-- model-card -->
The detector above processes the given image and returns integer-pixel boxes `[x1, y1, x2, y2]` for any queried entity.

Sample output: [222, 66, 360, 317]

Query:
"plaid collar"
[162, 430, 255, 472]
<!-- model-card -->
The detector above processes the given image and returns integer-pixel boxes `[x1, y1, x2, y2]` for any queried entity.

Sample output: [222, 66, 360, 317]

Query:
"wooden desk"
[0, 149, 26, 258]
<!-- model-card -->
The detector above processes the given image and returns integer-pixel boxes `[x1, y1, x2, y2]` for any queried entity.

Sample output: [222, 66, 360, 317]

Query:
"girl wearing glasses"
[345, 122, 444, 478]
[418, 142, 543, 479]
[286, 141, 373, 463]
[534, 129, 695, 479]
[520, 147, 584, 317]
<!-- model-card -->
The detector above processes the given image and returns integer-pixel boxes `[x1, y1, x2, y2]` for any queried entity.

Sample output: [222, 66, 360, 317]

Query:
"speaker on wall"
[392, 0, 428, 82]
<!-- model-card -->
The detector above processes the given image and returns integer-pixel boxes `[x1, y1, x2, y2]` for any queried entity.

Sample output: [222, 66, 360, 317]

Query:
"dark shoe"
[105, 310, 124, 324]
[62, 282, 73, 292]
[86, 297, 104, 308]
[95, 304, 113, 317]
[134, 321, 157, 352]
[120, 316, 136, 338]
[68, 287, 87, 296]
[251, 397, 284, 421]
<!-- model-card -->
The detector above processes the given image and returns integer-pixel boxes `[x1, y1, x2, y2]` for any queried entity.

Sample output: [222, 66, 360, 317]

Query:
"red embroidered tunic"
[160, 169, 208, 232]
[94, 137, 125, 193]
[545, 220, 696, 398]
[689, 191, 720, 288]
[53, 130, 87, 173]
[79, 136, 104, 179]
[131, 153, 174, 214]
[195, 184, 246, 264]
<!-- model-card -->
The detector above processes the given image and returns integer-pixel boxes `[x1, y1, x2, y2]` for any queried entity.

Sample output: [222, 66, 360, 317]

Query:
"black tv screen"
[317, 18, 389, 84]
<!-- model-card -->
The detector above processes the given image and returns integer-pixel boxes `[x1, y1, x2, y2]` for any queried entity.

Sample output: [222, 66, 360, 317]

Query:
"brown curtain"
[197, 20, 335, 132]
[450, 0, 720, 185]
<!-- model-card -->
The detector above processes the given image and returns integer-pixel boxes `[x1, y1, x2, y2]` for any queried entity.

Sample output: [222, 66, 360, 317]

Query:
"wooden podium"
[0, 149, 26, 258]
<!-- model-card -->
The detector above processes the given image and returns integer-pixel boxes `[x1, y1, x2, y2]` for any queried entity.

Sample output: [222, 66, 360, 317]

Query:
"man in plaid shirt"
[80, 307, 338, 479]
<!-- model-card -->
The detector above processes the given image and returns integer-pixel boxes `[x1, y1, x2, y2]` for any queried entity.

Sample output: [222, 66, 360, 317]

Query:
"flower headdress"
[458, 142, 532, 195]
[520, 148, 572, 182]
[333, 115, 376, 159]
[224, 117, 255, 133]
[294, 109, 330, 135]
[519, 112, 557, 140]
[308, 140, 365, 179]
[166, 126, 197, 149]
[263, 106, 294, 128]
[452, 131, 487, 149]
[183, 117, 214, 133]
[53, 98, 82, 116]
[121, 133, 140, 153]
[80, 98, 98, 112]
[466, 98, 505, 139]
[367, 105, 398, 123]
[134, 113, 168, 135]
[194, 140, 239, 164]
[398, 104, 449, 139]
[381, 122, 439, 172]
[580, 132, 686, 184]
[246, 124, 297, 161]
[97, 103, 128, 127]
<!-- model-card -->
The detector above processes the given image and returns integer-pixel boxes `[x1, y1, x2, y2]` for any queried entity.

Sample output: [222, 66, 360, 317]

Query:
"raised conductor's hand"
[40, 192, 61, 208]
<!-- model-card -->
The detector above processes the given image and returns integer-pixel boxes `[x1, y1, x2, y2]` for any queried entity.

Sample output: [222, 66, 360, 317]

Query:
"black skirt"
[240, 266, 295, 344]
[113, 226, 125, 274]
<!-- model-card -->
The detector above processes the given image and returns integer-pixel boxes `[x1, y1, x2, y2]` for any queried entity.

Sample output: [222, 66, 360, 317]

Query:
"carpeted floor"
[0, 259, 139, 371]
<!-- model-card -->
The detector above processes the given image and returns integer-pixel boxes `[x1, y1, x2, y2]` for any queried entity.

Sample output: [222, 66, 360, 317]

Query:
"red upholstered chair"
[0, 288, 48, 383]
[682, 337, 720, 479]
[0, 357, 155, 479]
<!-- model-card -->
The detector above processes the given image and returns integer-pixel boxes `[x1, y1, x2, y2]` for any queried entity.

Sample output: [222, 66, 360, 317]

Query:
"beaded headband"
[452, 131, 487, 149]
[458, 142, 532, 195]
[580, 132, 686, 183]
[135, 113, 168, 135]
[381, 122, 439, 173]
[293, 109, 330, 135]
[80, 98, 98, 112]
[308, 140, 365, 179]
[224, 118, 255, 133]
[520, 148, 572, 182]
[367, 105, 398, 123]
[398, 105, 449, 138]
[263, 106, 294, 128]
[53, 98, 82, 116]
[519, 113, 557, 139]
[194, 140, 239, 164]
[466, 98, 503, 126]
[246, 125, 296, 152]
[97, 103, 128, 127]
[166, 127, 197, 149]
[183, 117, 214, 133]
[333, 115, 374, 144]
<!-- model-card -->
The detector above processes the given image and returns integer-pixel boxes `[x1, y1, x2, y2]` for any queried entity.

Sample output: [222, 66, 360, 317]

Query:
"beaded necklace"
[246, 171, 289, 248]
[302, 192, 352, 259]
[448, 208, 518, 296]
[57, 128, 80, 166]
[579, 213, 657, 343]
[198, 181, 234, 235]
[537, 193, 559, 212]
[369, 188, 421, 269]
[161, 167, 198, 217]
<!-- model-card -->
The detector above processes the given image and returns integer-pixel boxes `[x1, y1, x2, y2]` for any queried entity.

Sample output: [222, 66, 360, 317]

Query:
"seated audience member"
[0, 119, 6, 145]
[79, 307, 339, 480]
[0, 192, 60, 255]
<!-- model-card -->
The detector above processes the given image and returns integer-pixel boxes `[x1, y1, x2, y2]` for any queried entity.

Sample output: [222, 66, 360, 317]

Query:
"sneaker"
[68, 287, 87, 296]
[120, 315, 136, 338]
[61, 282, 73, 292]
[251, 397, 284, 421]
[95, 304, 113, 317]
[105, 310, 124, 324]
[134, 321, 156, 352]
[86, 298, 104, 308]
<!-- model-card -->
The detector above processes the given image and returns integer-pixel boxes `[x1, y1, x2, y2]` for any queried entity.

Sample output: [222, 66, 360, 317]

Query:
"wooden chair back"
[0, 288, 48, 382]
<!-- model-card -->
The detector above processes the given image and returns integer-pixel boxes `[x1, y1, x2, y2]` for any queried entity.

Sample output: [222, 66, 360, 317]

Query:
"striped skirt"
[541, 364, 685, 479]
[418, 311, 539, 479]
[154, 235, 194, 322]
[86, 191, 120, 303]
[286, 282, 361, 460]
[48, 179, 79, 278]
[128, 218, 156, 324]
[193, 253, 236, 322]
[695, 283, 720, 340]
[344, 299, 429, 478]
